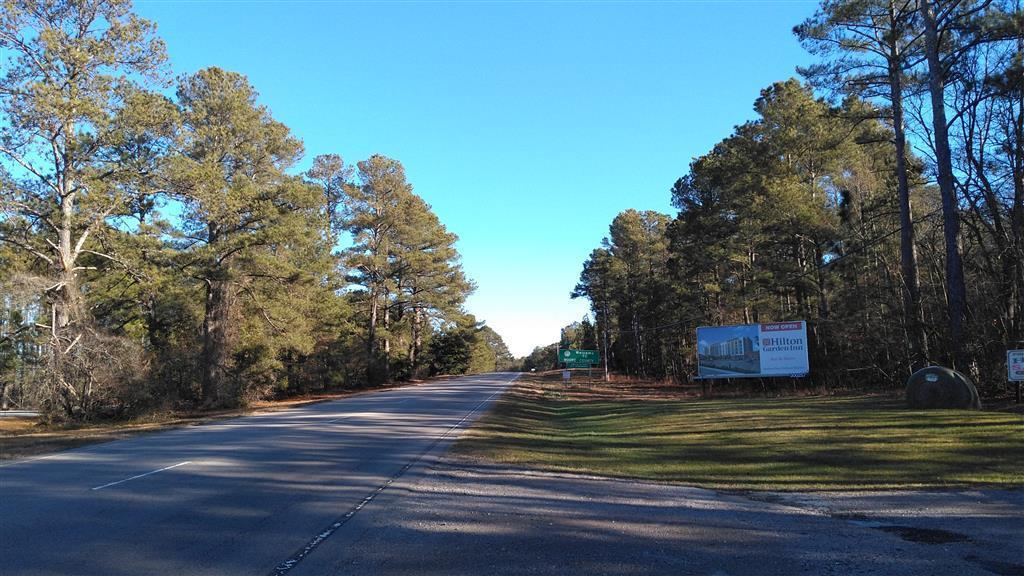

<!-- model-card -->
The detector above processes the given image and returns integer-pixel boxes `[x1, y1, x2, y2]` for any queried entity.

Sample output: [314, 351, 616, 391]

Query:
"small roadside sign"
[562, 370, 571, 382]
[1008, 350, 1024, 382]
[1009, 349, 1024, 404]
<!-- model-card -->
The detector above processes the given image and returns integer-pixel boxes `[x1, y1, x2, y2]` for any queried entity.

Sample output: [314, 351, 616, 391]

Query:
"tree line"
[0, 0, 512, 420]
[571, 0, 1021, 395]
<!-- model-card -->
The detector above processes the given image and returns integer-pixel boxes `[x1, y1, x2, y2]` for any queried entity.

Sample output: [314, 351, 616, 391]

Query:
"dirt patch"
[535, 370, 1023, 411]
[527, 370, 694, 401]
[984, 396, 1024, 414]
[526, 371, 894, 403]
[0, 418, 39, 435]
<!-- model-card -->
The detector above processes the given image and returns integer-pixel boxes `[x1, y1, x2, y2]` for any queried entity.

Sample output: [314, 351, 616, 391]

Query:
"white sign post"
[1008, 349, 1024, 404]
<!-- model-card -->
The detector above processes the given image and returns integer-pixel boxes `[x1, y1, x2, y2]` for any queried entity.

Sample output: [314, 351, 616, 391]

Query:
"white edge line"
[91, 461, 191, 491]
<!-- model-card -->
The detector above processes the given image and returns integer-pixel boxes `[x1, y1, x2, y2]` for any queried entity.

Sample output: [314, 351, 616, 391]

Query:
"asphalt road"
[4, 371, 1021, 576]
[287, 461, 1024, 576]
[0, 372, 516, 576]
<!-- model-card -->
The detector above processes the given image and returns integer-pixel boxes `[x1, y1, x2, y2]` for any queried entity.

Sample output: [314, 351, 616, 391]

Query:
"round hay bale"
[905, 366, 981, 410]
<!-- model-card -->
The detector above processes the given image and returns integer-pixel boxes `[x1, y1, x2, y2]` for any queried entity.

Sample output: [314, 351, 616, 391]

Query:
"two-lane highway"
[0, 372, 516, 576]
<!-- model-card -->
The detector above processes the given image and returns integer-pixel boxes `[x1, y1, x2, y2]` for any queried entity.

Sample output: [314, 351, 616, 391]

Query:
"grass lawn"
[453, 373, 1024, 491]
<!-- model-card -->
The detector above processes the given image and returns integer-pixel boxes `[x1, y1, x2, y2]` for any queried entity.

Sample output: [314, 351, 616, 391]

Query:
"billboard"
[696, 321, 809, 379]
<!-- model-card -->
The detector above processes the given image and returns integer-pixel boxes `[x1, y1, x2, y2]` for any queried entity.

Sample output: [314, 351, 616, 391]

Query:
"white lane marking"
[268, 378, 513, 576]
[91, 461, 191, 491]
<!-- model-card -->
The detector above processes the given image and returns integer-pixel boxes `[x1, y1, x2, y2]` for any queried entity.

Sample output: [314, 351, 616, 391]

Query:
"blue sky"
[134, 0, 817, 356]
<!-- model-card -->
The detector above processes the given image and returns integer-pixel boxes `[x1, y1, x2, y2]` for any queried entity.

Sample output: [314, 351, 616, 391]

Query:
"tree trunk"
[814, 243, 830, 358]
[202, 275, 235, 407]
[1009, 51, 1024, 345]
[887, 16, 931, 370]
[795, 238, 811, 319]
[51, 180, 84, 331]
[410, 307, 424, 369]
[49, 181, 85, 418]
[382, 297, 391, 382]
[602, 302, 611, 381]
[632, 309, 646, 377]
[921, 0, 969, 369]
[367, 290, 379, 384]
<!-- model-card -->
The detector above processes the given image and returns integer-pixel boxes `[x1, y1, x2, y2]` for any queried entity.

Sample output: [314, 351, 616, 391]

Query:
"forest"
[569, 0, 1022, 396]
[2, 0, 1021, 421]
[0, 1, 514, 421]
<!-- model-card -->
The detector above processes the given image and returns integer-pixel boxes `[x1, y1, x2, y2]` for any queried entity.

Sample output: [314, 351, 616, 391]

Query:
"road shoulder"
[291, 454, 1024, 575]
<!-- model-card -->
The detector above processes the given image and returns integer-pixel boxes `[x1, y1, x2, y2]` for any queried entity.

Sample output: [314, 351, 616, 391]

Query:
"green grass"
[454, 377, 1024, 491]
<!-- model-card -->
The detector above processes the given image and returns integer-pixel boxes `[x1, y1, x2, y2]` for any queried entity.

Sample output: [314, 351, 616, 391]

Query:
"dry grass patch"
[454, 372, 1024, 491]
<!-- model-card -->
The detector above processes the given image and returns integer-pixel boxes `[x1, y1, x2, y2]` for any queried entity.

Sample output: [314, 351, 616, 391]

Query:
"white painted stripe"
[91, 461, 191, 491]
[268, 375, 514, 576]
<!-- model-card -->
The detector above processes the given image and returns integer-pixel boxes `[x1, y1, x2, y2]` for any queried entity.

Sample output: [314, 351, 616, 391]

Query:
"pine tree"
[796, 0, 932, 370]
[0, 0, 174, 417]
[391, 195, 474, 374]
[341, 155, 412, 384]
[166, 68, 324, 407]
[341, 155, 473, 383]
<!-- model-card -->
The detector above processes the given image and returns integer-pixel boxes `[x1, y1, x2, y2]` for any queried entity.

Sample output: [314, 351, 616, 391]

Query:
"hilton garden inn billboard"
[696, 321, 809, 379]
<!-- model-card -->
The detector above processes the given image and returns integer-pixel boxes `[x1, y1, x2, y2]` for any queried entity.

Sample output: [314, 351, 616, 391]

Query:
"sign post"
[1008, 349, 1024, 404]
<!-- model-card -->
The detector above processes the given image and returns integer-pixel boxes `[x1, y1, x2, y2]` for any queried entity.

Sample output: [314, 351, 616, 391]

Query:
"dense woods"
[571, 0, 1021, 396]
[1, 0, 1020, 418]
[0, 0, 511, 420]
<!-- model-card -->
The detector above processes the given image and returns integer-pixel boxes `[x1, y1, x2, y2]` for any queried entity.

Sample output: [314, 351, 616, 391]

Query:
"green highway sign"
[559, 349, 599, 366]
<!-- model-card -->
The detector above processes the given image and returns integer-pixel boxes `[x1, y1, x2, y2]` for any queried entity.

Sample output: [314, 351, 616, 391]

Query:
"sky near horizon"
[133, 0, 817, 357]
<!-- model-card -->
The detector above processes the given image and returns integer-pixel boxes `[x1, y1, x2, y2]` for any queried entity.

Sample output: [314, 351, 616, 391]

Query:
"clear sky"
[133, 0, 817, 357]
